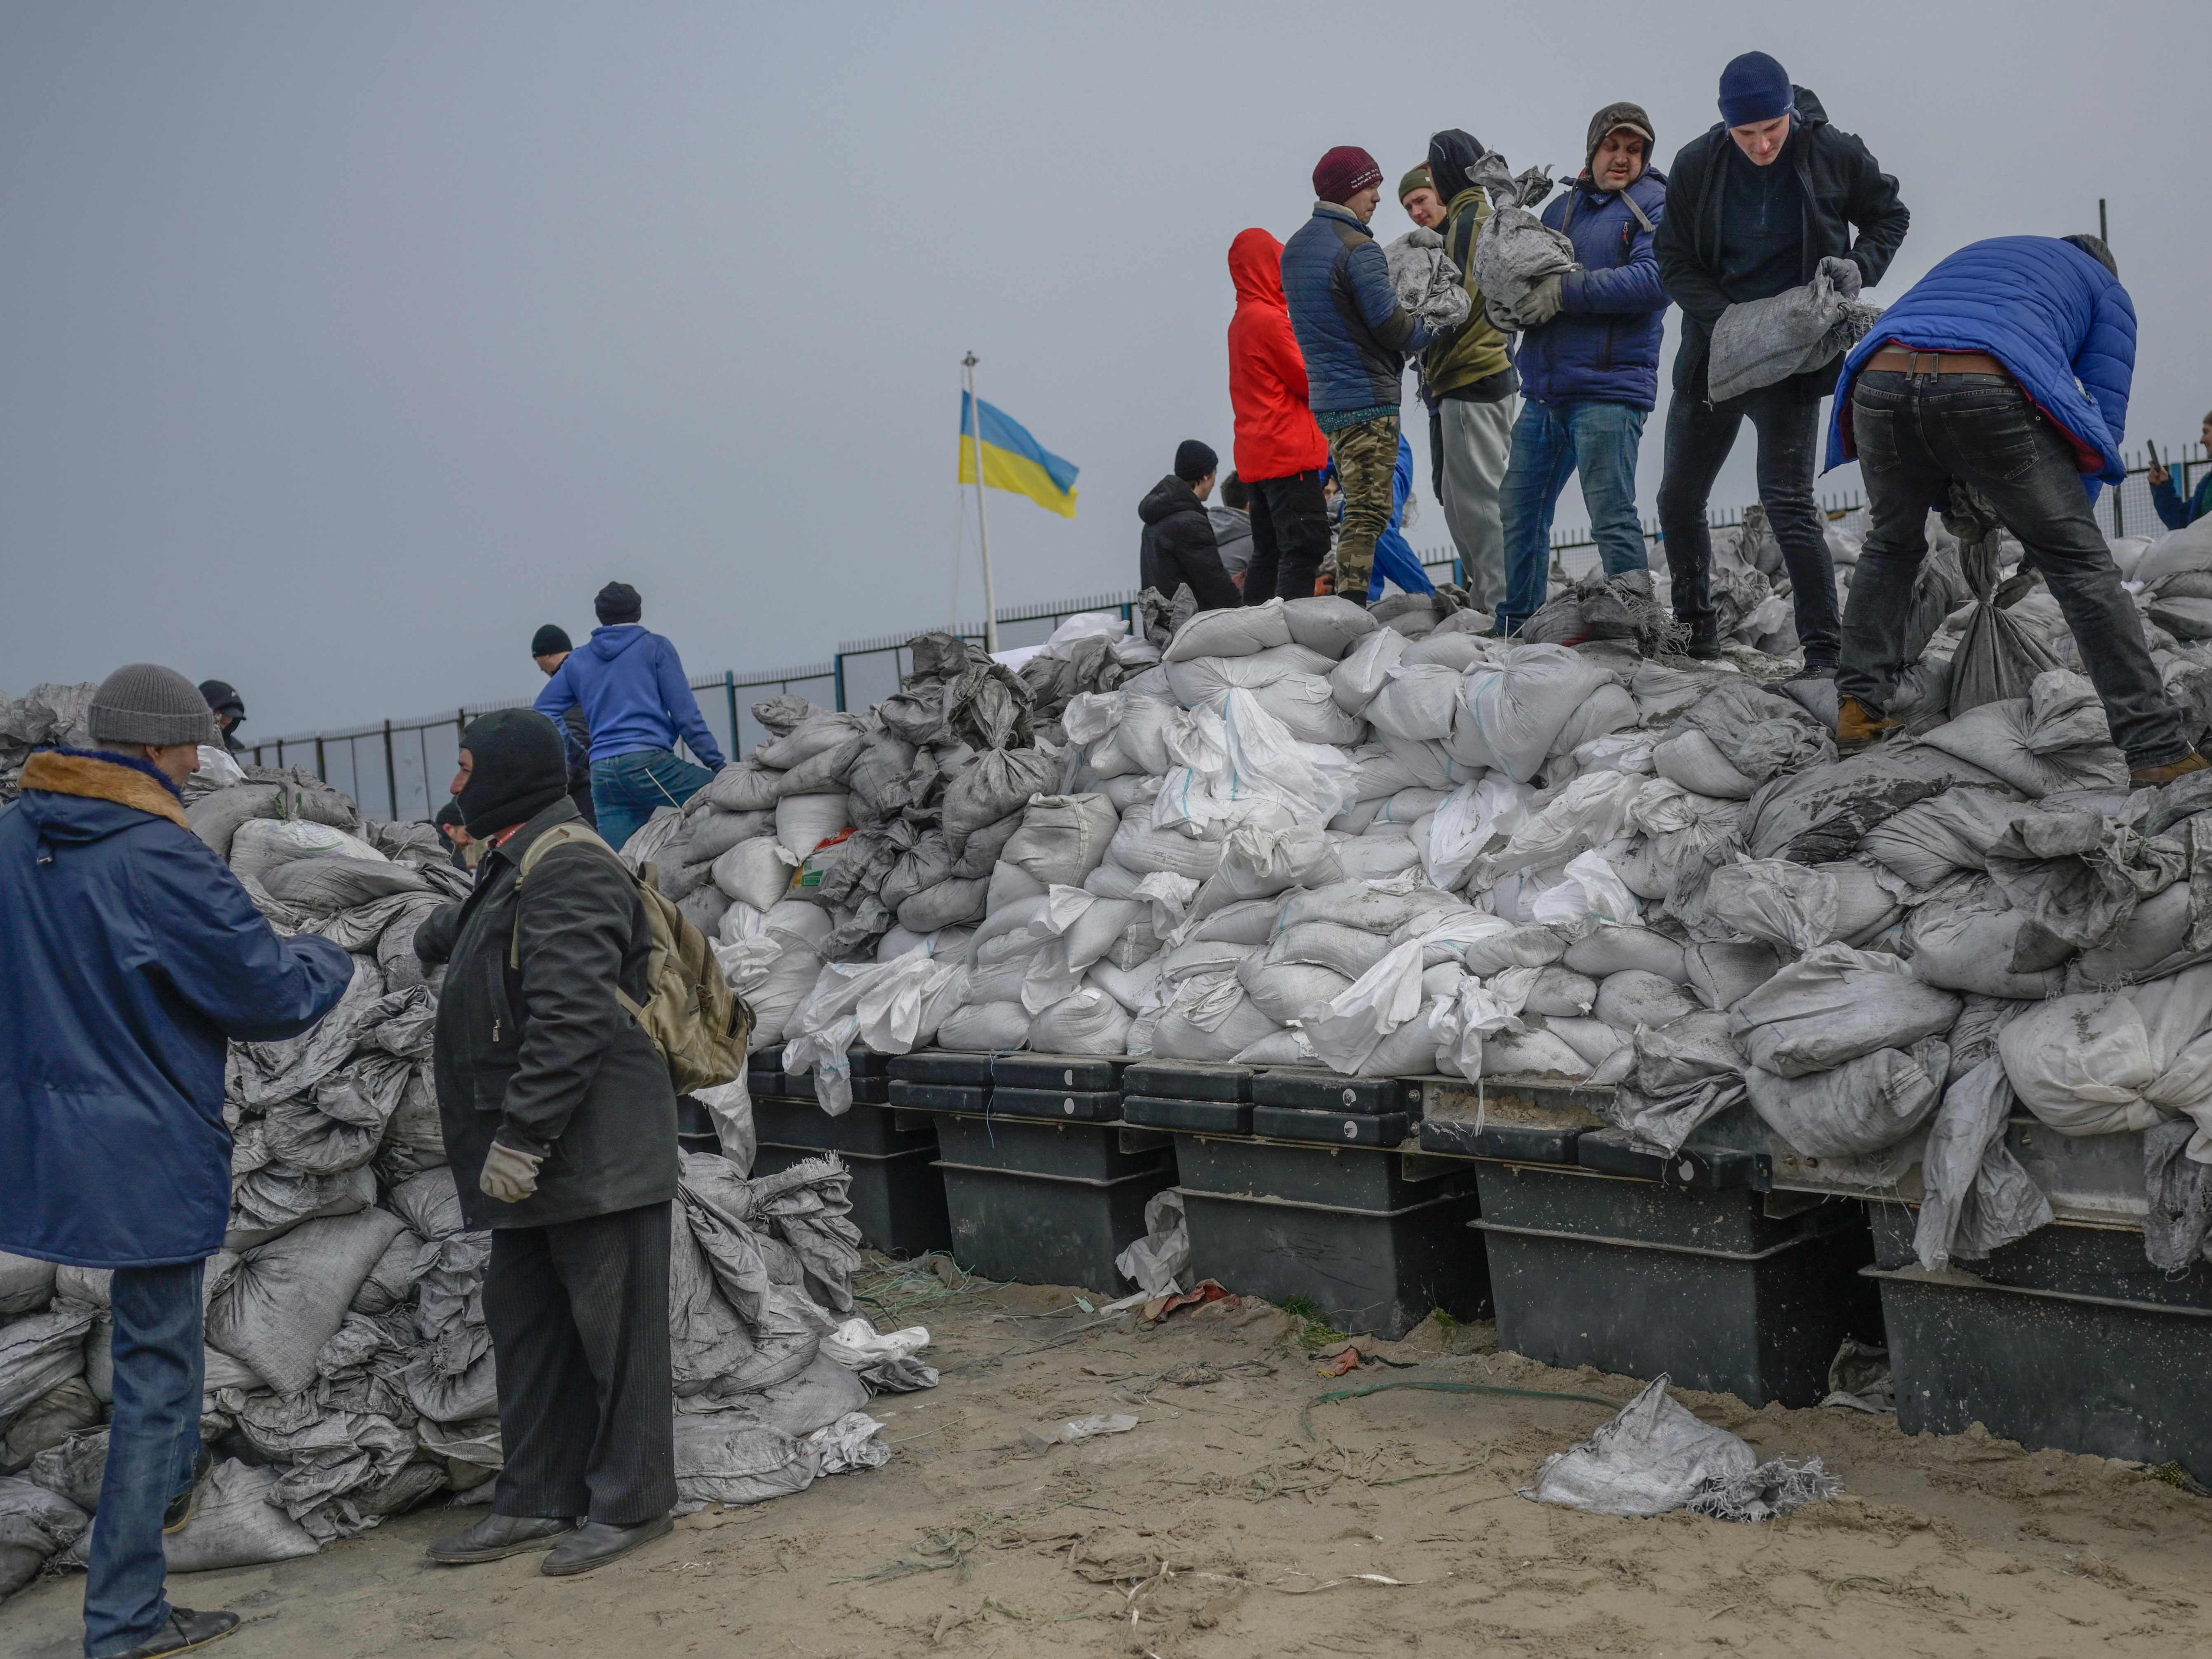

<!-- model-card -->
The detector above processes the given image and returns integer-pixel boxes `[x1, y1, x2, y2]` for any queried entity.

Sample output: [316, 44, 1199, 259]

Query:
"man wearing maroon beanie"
[1280, 144, 1440, 606]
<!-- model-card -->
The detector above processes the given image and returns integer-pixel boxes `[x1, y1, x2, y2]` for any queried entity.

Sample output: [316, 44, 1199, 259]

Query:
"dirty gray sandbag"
[157, 1458, 323, 1573]
[259, 856, 431, 912]
[1914, 1056, 2051, 1271]
[2142, 1117, 2212, 1273]
[944, 662, 1035, 751]
[1918, 671, 2129, 799]
[1733, 743, 2007, 865]
[1732, 943, 1961, 1079]
[1943, 483, 2061, 717]
[1523, 1374, 1839, 1520]
[1706, 264, 1881, 404]
[1677, 681, 1836, 785]
[1605, 1010, 1748, 1155]
[207, 1208, 408, 1394]
[0, 1474, 88, 1603]
[1857, 787, 2026, 893]
[0, 1300, 97, 1430]
[0, 1253, 55, 1317]
[1745, 1039, 1948, 1160]
[1466, 151, 1575, 328]
[942, 748, 1055, 854]
[1383, 227, 1472, 331]
[1002, 793, 1121, 888]
[1983, 808, 2187, 954]
[1, 1376, 102, 1471]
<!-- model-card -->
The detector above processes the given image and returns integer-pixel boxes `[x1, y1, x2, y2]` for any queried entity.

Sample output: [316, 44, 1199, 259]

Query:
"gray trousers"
[1440, 395, 1517, 611]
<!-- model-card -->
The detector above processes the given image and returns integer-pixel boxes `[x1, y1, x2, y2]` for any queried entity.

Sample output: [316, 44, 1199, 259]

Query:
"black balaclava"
[595, 582, 643, 625]
[457, 708, 571, 837]
[1426, 130, 1488, 203]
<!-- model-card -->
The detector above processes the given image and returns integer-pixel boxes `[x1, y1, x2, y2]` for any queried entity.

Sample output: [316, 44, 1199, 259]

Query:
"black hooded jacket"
[1138, 476, 1241, 611]
[1654, 86, 1909, 401]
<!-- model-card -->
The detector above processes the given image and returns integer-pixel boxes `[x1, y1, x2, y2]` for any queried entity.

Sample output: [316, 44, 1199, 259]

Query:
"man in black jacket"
[1139, 439, 1241, 611]
[416, 708, 678, 1577]
[1653, 53, 1909, 665]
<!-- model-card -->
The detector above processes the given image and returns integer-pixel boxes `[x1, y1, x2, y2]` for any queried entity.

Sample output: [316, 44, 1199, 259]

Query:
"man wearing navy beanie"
[1653, 52, 1909, 667]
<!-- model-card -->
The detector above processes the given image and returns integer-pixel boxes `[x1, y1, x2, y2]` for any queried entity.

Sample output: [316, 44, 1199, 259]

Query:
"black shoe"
[163, 1445, 214, 1535]
[1684, 623, 1721, 661]
[425, 1512, 578, 1565]
[541, 1513, 674, 1577]
[110, 1607, 240, 1658]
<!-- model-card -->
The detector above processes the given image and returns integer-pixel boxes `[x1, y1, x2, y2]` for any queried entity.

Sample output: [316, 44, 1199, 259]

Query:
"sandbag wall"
[0, 745, 929, 1604]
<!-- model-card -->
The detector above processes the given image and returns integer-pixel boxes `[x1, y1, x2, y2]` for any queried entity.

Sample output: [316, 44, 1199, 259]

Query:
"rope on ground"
[1300, 1379, 1624, 1443]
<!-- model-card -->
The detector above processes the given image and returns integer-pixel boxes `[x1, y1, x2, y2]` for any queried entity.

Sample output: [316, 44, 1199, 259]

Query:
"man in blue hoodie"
[1495, 101, 1670, 634]
[535, 583, 727, 851]
[1826, 235, 2205, 785]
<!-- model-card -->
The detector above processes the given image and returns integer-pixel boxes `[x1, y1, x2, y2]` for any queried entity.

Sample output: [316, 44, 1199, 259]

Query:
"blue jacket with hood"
[1516, 169, 1671, 409]
[0, 750, 353, 1267]
[1825, 236, 2136, 501]
[1281, 202, 1437, 424]
[534, 624, 726, 769]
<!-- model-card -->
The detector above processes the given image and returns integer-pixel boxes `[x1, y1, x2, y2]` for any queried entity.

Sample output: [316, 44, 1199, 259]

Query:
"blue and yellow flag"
[958, 392, 1079, 519]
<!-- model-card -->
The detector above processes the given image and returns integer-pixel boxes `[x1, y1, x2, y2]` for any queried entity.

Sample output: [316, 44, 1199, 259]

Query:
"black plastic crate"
[757, 1045, 890, 1079]
[889, 1080, 990, 1113]
[890, 1051, 994, 1086]
[933, 1112, 1173, 1183]
[1576, 1128, 1770, 1195]
[1180, 1182, 1488, 1339]
[941, 1162, 1176, 1294]
[1174, 1134, 1472, 1212]
[1473, 1161, 1878, 1407]
[1867, 1200, 2212, 1309]
[752, 1142, 950, 1258]
[1123, 1096, 1253, 1135]
[985, 1087, 1123, 1123]
[992, 1053, 1128, 1091]
[769, 1071, 890, 1106]
[676, 1094, 720, 1156]
[1420, 1119, 1586, 1164]
[1121, 1061, 1252, 1102]
[1251, 1106, 1411, 1147]
[1251, 1070, 1424, 1116]
[752, 1098, 935, 1158]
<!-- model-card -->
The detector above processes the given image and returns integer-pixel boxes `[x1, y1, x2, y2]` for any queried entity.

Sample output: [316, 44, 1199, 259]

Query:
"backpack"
[510, 821, 752, 1095]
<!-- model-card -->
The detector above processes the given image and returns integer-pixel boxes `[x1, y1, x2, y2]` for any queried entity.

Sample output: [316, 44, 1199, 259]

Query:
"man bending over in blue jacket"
[535, 582, 727, 852]
[1828, 234, 2207, 786]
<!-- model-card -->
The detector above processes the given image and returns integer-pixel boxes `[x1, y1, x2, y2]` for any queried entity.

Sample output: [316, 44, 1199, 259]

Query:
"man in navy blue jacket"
[534, 583, 727, 852]
[1495, 102, 1670, 634]
[1828, 235, 2205, 784]
[1282, 145, 1441, 606]
[0, 663, 351, 1659]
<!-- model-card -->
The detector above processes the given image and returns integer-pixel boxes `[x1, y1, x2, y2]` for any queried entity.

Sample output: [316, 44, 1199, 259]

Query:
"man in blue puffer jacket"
[1283, 145, 1441, 607]
[1495, 102, 1670, 634]
[535, 581, 727, 851]
[1827, 234, 2206, 785]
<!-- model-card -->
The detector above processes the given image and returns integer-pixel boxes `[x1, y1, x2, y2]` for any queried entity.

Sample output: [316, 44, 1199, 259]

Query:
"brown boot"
[1836, 696, 1900, 755]
[2131, 751, 2212, 788]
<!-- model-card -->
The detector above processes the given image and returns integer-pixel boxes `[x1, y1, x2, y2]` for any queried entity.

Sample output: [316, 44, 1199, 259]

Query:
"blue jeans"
[1497, 399, 1648, 632]
[85, 1261, 205, 1659]
[591, 749, 714, 855]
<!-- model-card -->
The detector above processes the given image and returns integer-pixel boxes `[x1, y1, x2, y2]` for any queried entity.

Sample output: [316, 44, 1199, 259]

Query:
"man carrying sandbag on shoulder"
[1826, 235, 2208, 785]
[0, 663, 353, 1659]
[416, 708, 682, 1576]
[1653, 51, 1909, 667]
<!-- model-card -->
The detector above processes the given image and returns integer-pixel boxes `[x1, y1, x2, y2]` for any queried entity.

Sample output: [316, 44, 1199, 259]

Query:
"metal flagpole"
[963, 351, 1000, 653]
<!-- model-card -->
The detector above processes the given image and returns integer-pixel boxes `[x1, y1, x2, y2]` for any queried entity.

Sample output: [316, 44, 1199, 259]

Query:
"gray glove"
[479, 1138, 545, 1204]
[1819, 256, 1863, 300]
[1516, 273, 1566, 326]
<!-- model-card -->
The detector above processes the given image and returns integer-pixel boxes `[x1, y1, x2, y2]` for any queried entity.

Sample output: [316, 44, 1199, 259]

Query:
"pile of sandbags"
[0, 683, 97, 803]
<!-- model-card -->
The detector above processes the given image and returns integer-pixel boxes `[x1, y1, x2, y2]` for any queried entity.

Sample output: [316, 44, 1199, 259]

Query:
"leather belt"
[1865, 348, 2008, 378]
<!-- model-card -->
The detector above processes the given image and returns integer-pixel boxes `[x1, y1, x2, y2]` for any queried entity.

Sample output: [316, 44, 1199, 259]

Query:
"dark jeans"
[486, 1202, 676, 1527]
[1839, 369, 2188, 768]
[1243, 470, 1330, 603]
[590, 749, 714, 856]
[84, 1261, 205, 1659]
[1657, 381, 1839, 665]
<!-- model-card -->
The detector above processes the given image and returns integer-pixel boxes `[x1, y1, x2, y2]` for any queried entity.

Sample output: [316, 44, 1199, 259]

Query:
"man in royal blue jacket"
[534, 582, 727, 852]
[1282, 145, 1441, 607]
[1828, 235, 2205, 784]
[2149, 411, 2212, 530]
[1495, 102, 1670, 634]
[0, 663, 351, 1659]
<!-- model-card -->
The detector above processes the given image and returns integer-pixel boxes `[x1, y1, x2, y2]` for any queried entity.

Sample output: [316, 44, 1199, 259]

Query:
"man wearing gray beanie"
[0, 663, 353, 1659]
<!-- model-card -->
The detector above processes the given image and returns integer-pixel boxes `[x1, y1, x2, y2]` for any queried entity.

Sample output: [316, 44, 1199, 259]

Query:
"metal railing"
[254, 449, 2201, 822]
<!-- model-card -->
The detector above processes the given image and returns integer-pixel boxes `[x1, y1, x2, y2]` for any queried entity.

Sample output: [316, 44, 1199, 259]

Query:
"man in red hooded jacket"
[1227, 228, 1335, 602]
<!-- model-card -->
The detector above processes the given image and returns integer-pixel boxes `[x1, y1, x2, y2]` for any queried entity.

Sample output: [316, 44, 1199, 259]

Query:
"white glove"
[479, 1138, 545, 1203]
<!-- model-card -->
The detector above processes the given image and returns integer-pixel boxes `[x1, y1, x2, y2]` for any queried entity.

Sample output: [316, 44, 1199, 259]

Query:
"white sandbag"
[1285, 877, 1460, 938]
[1002, 794, 1119, 888]
[935, 1000, 1032, 1052]
[1366, 664, 1464, 743]
[1859, 788, 2023, 891]
[1154, 693, 1354, 832]
[1917, 672, 2129, 798]
[1524, 966, 1598, 1017]
[1904, 892, 2066, 999]
[1529, 850, 1641, 929]
[1915, 1056, 2052, 1270]
[1025, 987, 1133, 1055]
[1283, 595, 1380, 660]
[1248, 672, 1369, 744]
[1999, 965, 2212, 1140]
[1089, 956, 1164, 1015]
[1267, 920, 1395, 981]
[1329, 628, 1408, 713]
[228, 819, 387, 884]
[1425, 776, 1537, 892]
[1149, 983, 1279, 1062]
[1593, 970, 1700, 1033]
[1183, 898, 1281, 947]
[1401, 631, 1491, 672]
[1454, 644, 1615, 782]
[1747, 1040, 1948, 1158]
[1109, 814, 1229, 882]
[1652, 727, 1761, 800]
[712, 837, 798, 911]
[1483, 770, 1648, 880]
[1335, 836, 1424, 881]
[1735, 943, 1963, 1079]
[1480, 1026, 1593, 1079]
[1236, 958, 1353, 1023]
[1683, 941, 1784, 1010]
[1162, 598, 1293, 662]
[1563, 927, 1687, 983]
[1445, 920, 1566, 975]
[1232, 1028, 1317, 1066]
[1546, 1015, 1629, 1071]
[1304, 940, 1427, 1074]
[1189, 822, 1342, 918]
[774, 793, 851, 859]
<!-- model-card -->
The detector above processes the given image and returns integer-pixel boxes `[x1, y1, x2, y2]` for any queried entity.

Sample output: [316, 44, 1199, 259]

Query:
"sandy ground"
[9, 1257, 2212, 1659]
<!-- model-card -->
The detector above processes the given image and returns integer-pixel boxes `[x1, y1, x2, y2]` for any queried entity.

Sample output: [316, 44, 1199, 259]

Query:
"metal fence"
[254, 448, 2201, 822]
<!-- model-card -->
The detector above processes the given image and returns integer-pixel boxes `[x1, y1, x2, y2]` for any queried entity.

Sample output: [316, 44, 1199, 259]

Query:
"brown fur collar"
[20, 750, 191, 829]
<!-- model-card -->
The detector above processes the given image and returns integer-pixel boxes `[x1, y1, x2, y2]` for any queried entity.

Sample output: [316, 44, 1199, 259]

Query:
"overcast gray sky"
[2, 1, 2206, 739]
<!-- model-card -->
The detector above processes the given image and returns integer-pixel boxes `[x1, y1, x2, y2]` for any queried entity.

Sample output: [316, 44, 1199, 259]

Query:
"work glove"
[1515, 273, 1566, 327]
[1818, 256, 1863, 300]
[479, 1137, 546, 1204]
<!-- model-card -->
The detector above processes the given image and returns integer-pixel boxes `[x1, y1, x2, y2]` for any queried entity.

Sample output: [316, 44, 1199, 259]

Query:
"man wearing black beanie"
[529, 624, 597, 827]
[535, 583, 725, 851]
[1138, 439, 1240, 611]
[417, 706, 680, 1577]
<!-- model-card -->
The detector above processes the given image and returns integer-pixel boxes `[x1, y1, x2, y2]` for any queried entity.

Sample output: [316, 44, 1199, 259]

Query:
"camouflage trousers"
[1327, 414, 1400, 602]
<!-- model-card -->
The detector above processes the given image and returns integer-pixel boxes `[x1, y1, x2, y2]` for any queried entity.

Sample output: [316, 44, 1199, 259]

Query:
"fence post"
[382, 721, 399, 819]
[314, 735, 327, 785]
[833, 653, 847, 713]
[724, 671, 738, 755]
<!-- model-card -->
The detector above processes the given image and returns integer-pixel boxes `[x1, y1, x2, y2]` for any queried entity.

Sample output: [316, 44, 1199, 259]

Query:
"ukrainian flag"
[958, 391, 1079, 519]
